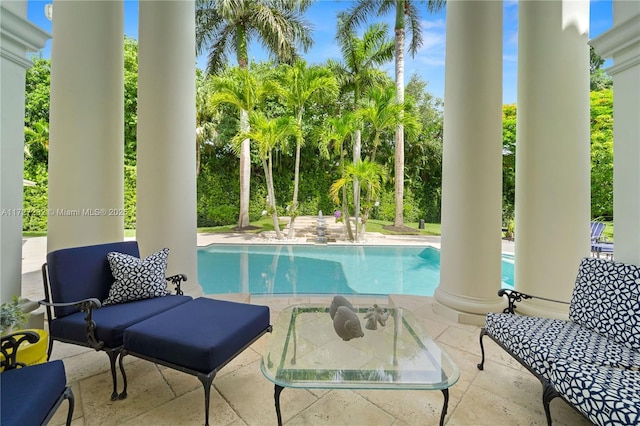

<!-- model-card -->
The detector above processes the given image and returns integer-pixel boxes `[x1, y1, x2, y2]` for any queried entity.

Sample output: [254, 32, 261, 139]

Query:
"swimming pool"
[198, 244, 515, 297]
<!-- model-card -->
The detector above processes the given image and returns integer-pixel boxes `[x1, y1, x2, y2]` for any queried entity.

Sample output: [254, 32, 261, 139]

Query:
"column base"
[432, 301, 486, 326]
[433, 287, 506, 326]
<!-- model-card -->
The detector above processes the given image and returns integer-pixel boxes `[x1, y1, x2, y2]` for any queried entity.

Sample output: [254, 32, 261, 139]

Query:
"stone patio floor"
[19, 217, 590, 425]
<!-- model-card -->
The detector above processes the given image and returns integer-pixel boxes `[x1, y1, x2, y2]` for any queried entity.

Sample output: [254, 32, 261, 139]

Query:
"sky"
[26, 0, 613, 105]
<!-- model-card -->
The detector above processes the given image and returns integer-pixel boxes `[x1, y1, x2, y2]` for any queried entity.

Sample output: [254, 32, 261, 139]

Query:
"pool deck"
[19, 219, 589, 426]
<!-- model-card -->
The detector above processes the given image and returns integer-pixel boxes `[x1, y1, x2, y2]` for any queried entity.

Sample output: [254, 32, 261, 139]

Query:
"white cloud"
[414, 19, 446, 67]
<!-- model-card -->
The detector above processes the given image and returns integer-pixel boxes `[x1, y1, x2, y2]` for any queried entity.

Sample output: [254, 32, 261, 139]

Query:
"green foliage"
[502, 103, 517, 225]
[590, 46, 612, 91]
[375, 189, 420, 222]
[197, 159, 239, 226]
[124, 166, 137, 229]
[404, 73, 443, 223]
[24, 57, 50, 126]
[500, 91, 613, 222]
[21, 26, 613, 235]
[124, 37, 138, 165]
[590, 89, 613, 219]
[1, 296, 30, 334]
[22, 163, 48, 232]
[195, 0, 313, 73]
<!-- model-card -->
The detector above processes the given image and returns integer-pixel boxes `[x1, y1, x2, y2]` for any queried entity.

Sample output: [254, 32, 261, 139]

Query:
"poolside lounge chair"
[591, 241, 614, 259]
[590, 222, 613, 259]
[590, 221, 605, 243]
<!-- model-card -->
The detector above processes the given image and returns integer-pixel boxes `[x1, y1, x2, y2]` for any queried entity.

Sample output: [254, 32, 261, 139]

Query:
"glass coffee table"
[261, 303, 459, 425]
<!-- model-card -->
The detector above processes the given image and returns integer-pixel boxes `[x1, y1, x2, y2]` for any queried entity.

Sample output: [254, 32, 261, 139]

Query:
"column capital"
[590, 13, 640, 75]
[0, 5, 50, 68]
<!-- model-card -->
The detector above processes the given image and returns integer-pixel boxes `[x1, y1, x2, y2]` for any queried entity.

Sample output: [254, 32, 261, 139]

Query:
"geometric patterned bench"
[478, 257, 640, 425]
[550, 359, 640, 425]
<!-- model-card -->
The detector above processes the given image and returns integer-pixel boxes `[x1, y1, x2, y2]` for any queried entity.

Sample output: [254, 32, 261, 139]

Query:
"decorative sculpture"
[364, 304, 389, 330]
[329, 295, 355, 320]
[333, 306, 364, 341]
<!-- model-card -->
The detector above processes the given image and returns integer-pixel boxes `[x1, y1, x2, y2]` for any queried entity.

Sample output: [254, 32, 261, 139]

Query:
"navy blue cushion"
[0, 360, 67, 426]
[47, 241, 140, 317]
[50, 295, 192, 348]
[124, 298, 270, 373]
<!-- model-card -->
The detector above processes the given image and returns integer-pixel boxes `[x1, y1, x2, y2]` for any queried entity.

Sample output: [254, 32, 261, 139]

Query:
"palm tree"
[317, 113, 358, 241]
[277, 60, 338, 238]
[196, 0, 313, 229]
[24, 120, 49, 158]
[345, 0, 446, 229]
[329, 159, 387, 241]
[210, 67, 264, 229]
[231, 112, 301, 240]
[358, 84, 403, 163]
[330, 16, 394, 237]
[358, 84, 420, 232]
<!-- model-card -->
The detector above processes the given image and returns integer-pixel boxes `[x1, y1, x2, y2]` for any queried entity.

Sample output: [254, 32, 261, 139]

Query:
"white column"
[515, 0, 590, 316]
[434, 0, 504, 325]
[590, 1, 640, 266]
[0, 2, 49, 303]
[137, 1, 200, 296]
[48, 0, 124, 252]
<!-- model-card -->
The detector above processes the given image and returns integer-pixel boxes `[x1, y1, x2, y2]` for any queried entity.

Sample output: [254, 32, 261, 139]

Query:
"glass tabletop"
[261, 302, 459, 390]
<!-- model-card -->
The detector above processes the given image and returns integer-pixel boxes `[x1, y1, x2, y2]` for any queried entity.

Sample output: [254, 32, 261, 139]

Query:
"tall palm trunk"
[393, 4, 406, 228]
[362, 133, 381, 237]
[238, 109, 251, 228]
[196, 135, 201, 176]
[263, 154, 282, 240]
[237, 27, 251, 229]
[352, 80, 362, 240]
[340, 148, 354, 241]
[287, 108, 303, 239]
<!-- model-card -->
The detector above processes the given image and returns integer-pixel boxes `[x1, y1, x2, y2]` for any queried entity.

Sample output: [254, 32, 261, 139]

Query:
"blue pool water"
[198, 244, 515, 296]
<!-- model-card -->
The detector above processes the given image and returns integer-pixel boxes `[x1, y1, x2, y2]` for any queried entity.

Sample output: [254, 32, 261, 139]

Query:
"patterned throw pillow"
[570, 257, 640, 351]
[103, 248, 170, 305]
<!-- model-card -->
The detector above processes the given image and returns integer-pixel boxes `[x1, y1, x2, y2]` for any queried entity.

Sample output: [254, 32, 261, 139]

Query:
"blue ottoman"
[122, 297, 271, 425]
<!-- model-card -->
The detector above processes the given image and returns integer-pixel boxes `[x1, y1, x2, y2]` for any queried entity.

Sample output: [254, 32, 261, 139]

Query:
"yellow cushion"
[0, 329, 48, 371]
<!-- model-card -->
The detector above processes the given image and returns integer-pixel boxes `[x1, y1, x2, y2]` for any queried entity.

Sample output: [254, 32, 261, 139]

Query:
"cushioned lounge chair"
[41, 241, 191, 400]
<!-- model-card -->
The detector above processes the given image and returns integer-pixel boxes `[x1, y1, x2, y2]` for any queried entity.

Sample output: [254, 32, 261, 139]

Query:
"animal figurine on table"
[364, 304, 390, 330]
[329, 295, 355, 320]
[333, 306, 365, 341]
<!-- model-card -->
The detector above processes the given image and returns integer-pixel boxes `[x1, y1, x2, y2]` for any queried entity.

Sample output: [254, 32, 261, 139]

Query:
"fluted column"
[515, 0, 590, 316]
[137, 1, 200, 296]
[48, 0, 124, 252]
[434, 0, 504, 325]
[0, 2, 49, 302]
[590, 1, 640, 266]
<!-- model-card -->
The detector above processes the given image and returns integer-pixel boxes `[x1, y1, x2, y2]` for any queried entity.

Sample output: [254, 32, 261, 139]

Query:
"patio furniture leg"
[197, 372, 216, 426]
[542, 381, 558, 426]
[274, 384, 284, 426]
[477, 328, 487, 370]
[118, 352, 128, 400]
[106, 350, 120, 401]
[439, 389, 449, 426]
[63, 387, 75, 426]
